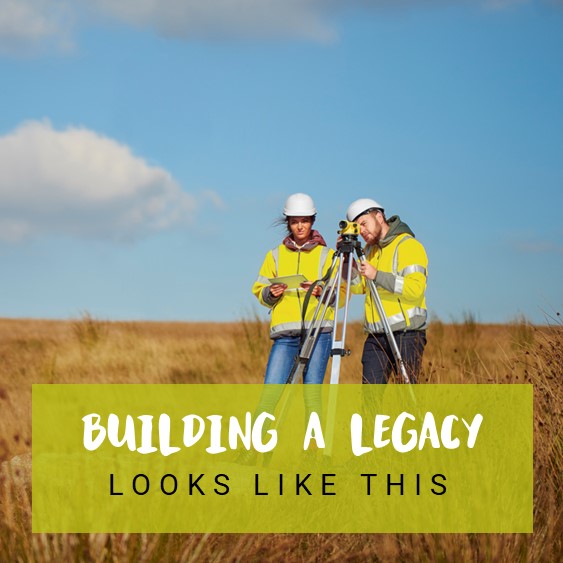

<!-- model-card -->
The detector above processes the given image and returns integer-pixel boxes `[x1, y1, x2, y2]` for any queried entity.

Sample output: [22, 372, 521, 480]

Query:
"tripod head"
[337, 220, 362, 254]
[338, 220, 359, 238]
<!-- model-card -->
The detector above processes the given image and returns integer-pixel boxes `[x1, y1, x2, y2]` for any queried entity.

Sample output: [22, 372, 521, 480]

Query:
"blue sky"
[0, 0, 561, 324]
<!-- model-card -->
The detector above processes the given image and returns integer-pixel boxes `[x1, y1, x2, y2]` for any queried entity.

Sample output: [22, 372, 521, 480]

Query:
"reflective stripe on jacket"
[352, 233, 428, 334]
[252, 243, 338, 339]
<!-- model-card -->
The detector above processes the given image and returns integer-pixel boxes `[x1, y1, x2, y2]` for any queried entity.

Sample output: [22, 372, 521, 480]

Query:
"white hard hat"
[283, 193, 316, 217]
[346, 198, 384, 222]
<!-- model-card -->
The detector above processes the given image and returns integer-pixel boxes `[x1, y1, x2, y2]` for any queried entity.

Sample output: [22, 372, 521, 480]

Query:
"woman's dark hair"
[273, 215, 316, 235]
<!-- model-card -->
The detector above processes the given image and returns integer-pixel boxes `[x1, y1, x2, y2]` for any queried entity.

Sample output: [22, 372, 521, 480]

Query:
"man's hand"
[359, 262, 377, 280]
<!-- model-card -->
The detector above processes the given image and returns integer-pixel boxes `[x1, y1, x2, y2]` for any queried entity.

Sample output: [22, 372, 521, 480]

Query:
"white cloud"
[200, 189, 227, 210]
[91, 0, 537, 42]
[0, 120, 214, 242]
[91, 0, 336, 42]
[0, 0, 73, 54]
[0, 0, 554, 53]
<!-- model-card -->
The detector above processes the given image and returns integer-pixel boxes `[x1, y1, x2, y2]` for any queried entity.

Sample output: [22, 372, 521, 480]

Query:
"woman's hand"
[269, 284, 287, 298]
[359, 262, 377, 280]
[300, 281, 322, 297]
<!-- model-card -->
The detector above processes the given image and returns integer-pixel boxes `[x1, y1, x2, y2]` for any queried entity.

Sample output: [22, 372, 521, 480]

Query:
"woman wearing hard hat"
[252, 193, 339, 385]
[346, 198, 428, 384]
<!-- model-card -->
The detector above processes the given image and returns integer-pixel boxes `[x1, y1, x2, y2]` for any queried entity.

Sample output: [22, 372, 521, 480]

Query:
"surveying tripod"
[286, 221, 411, 385]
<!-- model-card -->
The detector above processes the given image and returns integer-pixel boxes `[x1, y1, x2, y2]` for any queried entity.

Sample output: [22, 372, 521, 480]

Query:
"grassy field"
[0, 314, 561, 561]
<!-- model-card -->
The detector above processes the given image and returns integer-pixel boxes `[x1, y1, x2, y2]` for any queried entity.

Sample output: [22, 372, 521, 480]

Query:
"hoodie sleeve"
[376, 237, 427, 300]
[252, 249, 280, 308]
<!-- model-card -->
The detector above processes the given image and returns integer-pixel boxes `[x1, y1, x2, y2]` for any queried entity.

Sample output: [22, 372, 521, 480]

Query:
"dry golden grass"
[0, 313, 561, 562]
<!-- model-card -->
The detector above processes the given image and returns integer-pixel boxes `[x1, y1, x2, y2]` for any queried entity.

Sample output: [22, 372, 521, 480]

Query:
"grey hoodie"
[379, 215, 415, 248]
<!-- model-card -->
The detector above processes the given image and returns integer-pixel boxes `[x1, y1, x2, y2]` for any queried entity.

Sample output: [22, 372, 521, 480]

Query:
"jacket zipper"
[296, 249, 302, 302]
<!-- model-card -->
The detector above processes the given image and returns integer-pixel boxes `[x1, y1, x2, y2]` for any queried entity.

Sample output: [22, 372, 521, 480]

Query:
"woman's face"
[288, 216, 313, 245]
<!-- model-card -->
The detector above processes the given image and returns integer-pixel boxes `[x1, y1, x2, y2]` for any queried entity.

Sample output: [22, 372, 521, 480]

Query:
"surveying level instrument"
[286, 220, 411, 385]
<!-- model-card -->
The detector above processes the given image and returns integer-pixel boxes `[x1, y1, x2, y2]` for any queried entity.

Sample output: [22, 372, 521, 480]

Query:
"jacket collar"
[282, 229, 327, 251]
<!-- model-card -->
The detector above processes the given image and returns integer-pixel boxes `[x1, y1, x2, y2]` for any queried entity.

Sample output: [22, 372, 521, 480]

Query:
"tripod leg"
[365, 277, 410, 383]
[328, 253, 355, 385]
[356, 251, 411, 384]
[286, 253, 343, 384]
[324, 253, 355, 457]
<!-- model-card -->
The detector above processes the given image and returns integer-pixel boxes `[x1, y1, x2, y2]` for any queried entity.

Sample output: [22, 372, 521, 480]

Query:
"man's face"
[356, 211, 382, 245]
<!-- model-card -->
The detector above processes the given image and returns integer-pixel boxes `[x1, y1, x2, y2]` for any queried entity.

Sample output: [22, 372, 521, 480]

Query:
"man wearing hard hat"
[346, 199, 428, 384]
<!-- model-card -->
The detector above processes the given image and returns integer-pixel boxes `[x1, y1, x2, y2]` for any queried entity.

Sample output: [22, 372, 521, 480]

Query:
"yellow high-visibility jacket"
[252, 236, 342, 339]
[353, 231, 428, 334]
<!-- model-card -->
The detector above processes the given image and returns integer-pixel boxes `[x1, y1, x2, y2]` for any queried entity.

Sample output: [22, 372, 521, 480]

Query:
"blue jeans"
[264, 332, 332, 384]
[258, 332, 332, 422]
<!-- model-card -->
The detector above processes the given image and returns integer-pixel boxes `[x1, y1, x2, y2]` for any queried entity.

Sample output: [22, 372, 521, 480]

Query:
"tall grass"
[72, 311, 108, 349]
[0, 315, 561, 561]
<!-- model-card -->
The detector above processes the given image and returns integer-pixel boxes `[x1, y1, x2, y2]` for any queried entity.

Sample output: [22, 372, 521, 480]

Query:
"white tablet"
[267, 274, 308, 289]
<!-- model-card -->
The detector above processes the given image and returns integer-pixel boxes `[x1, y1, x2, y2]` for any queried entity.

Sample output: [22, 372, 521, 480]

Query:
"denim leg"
[303, 331, 332, 384]
[261, 333, 331, 424]
[258, 337, 299, 416]
[301, 331, 331, 423]
[264, 337, 299, 384]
